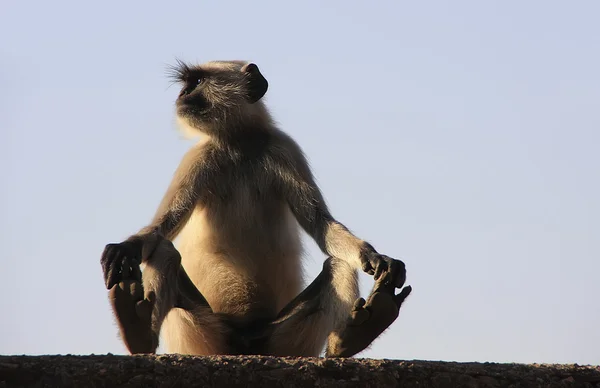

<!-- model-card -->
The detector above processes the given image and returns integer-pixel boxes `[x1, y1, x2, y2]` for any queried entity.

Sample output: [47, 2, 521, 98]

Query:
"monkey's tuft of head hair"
[167, 58, 193, 84]
[170, 59, 271, 139]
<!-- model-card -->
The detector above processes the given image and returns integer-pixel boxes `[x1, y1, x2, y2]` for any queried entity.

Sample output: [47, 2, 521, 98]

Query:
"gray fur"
[101, 60, 410, 357]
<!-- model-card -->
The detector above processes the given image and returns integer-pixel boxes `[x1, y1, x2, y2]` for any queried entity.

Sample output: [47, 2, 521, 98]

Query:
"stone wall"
[1, 355, 599, 387]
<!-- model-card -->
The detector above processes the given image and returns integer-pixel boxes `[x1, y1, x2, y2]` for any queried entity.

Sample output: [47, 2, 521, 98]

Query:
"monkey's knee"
[142, 237, 182, 312]
[273, 257, 338, 323]
[144, 235, 181, 267]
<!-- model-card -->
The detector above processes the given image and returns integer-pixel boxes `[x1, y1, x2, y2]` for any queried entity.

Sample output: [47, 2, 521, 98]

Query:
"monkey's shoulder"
[195, 130, 305, 173]
[187, 133, 304, 202]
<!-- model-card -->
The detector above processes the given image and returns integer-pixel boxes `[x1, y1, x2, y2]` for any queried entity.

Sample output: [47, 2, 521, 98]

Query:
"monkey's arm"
[271, 135, 411, 358]
[136, 146, 208, 241]
[101, 146, 207, 289]
[271, 137, 404, 286]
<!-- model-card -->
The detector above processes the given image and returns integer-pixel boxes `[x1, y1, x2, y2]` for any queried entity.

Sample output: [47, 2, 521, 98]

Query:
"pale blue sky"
[1, 1, 599, 364]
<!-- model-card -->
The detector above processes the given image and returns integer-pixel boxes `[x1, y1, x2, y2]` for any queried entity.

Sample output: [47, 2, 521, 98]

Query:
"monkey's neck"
[211, 115, 275, 145]
[212, 129, 272, 153]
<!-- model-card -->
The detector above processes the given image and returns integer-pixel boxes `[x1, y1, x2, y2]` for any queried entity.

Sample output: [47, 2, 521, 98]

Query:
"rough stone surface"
[0, 355, 599, 388]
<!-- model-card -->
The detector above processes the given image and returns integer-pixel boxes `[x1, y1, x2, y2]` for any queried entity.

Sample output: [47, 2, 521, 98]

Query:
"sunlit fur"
[105, 60, 404, 357]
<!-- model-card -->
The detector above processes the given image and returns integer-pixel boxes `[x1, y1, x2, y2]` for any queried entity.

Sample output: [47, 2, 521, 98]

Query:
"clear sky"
[1, 1, 599, 365]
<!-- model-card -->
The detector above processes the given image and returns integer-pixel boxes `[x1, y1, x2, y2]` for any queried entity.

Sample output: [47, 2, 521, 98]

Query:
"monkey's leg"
[159, 267, 233, 355]
[266, 257, 411, 357]
[264, 257, 359, 357]
[107, 237, 210, 354]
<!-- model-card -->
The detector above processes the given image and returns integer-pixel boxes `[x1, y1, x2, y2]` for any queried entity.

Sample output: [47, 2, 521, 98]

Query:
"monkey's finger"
[377, 271, 398, 295]
[107, 256, 128, 290]
[393, 261, 407, 289]
[102, 264, 112, 288]
[131, 264, 142, 283]
[104, 251, 121, 286]
[101, 248, 117, 287]
[373, 259, 387, 281]
[381, 268, 404, 290]
[145, 290, 156, 306]
[102, 264, 110, 286]
[379, 258, 406, 290]
[353, 298, 366, 311]
[393, 285, 412, 308]
[394, 272, 407, 289]
[361, 261, 375, 275]
[122, 257, 131, 279]
[124, 256, 141, 283]
[101, 244, 117, 264]
[129, 280, 144, 301]
[105, 261, 120, 289]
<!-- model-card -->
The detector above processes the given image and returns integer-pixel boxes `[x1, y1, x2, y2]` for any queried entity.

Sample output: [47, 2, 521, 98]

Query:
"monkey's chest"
[207, 186, 295, 250]
[177, 187, 303, 318]
[198, 155, 276, 204]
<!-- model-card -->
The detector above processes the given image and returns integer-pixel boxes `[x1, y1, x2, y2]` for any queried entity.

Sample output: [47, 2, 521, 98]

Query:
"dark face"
[170, 61, 268, 132]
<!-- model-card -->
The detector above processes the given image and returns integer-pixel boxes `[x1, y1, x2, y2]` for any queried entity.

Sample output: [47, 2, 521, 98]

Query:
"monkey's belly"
[175, 206, 304, 321]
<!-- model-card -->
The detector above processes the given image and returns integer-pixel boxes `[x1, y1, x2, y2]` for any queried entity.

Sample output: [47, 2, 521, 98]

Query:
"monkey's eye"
[195, 76, 204, 85]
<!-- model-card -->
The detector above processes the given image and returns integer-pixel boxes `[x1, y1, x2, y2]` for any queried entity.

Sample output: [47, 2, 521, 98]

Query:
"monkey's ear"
[242, 63, 268, 103]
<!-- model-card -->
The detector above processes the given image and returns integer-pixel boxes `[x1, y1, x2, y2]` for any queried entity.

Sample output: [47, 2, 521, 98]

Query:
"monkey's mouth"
[177, 95, 209, 113]
[176, 102, 213, 124]
[177, 92, 209, 109]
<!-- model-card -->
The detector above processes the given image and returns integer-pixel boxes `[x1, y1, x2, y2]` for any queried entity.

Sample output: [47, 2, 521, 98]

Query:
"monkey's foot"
[108, 279, 158, 354]
[326, 286, 412, 358]
[327, 252, 411, 357]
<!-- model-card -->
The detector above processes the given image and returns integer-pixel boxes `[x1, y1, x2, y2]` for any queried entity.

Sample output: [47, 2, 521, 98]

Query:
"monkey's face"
[170, 60, 269, 135]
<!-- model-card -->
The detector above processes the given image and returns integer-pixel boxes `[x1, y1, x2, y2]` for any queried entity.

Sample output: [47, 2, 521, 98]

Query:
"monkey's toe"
[347, 297, 370, 326]
[108, 280, 157, 354]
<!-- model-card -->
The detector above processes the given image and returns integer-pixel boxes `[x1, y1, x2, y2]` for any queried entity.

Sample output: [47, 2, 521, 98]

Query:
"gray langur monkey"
[100, 60, 412, 357]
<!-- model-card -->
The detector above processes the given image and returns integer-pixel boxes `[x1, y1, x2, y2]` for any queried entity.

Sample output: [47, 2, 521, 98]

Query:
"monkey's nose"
[178, 86, 195, 98]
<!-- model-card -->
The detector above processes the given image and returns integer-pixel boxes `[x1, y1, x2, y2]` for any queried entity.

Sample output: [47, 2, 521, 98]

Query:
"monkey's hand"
[101, 240, 143, 289]
[360, 249, 407, 289]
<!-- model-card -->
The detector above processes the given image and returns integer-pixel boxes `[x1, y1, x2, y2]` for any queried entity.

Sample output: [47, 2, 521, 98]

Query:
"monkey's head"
[170, 60, 270, 137]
